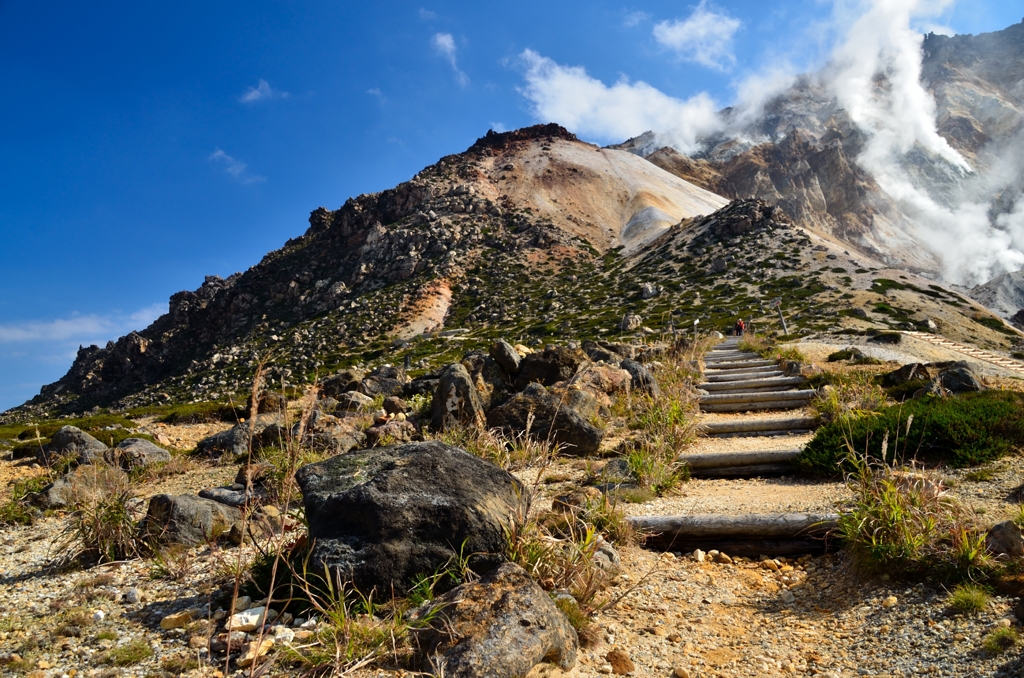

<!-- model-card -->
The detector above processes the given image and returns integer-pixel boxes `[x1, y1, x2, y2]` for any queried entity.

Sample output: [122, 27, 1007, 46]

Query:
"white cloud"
[489, 122, 507, 132]
[209, 149, 266, 185]
[418, 8, 436, 20]
[623, 11, 650, 28]
[0, 304, 166, 346]
[653, 1, 742, 71]
[432, 32, 469, 86]
[239, 79, 289, 103]
[517, 49, 723, 152]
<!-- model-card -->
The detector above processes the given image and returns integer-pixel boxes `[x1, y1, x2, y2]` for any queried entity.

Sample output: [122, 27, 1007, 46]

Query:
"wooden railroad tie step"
[630, 513, 839, 556]
[702, 416, 818, 435]
[700, 401, 811, 413]
[679, 449, 802, 470]
[699, 376, 806, 391]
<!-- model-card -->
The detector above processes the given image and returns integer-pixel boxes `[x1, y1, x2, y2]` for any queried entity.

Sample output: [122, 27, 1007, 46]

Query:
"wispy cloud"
[432, 33, 469, 86]
[209, 149, 266, 185]
[653, 0, 742, 71]
[517, 49, 722, 152]
[489, 122, 507, 133]
[0, 304, 166, 346]
[623, 11, 650, 28]
[418, 8, 436, 20]
[239, 79, 289, 103]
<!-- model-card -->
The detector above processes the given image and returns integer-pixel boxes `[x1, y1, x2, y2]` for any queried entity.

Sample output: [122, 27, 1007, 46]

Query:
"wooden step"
[700, 401, 811, 413]
[705, 371, 785, 382]
[702, 416, 818, 435]
[703, 359, 776, 369]
[680, 449, 802, 470]
[631, 513, 838, 555]
[699, 377, 806, 392]
[705, 363, 780, 373]
[700, 390, 816, 404]
[688, 463, 795, 478]
[709, 429, 815, 438]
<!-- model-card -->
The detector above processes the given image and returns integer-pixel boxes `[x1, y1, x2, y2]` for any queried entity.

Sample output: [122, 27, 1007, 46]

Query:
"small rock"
[124, 588, 142, 604]
[226, 606, 277, 632]
[693, 549, 705, 563]
[605, 648, 635, 675]
[92, 610, 105, 623]
[713, 552, 733, 565]
[761, 559, 780, 572]
[160, 609, 195, 630]
[237, 638, 274, 668]
[882, 595, 899, 608]
[271, 626, 295, 643]
[673, 668, 691, 678]
[781, 590, 796, 604]
[188, 634, 209, 649]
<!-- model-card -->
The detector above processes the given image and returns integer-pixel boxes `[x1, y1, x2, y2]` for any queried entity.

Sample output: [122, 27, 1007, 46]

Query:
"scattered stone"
[620, 359, 661, 399]
[296, 441, 526, 594]
[39, 425, 108, 466]
[144, 494, 241, 545]
[514, 346, 586, 390]
[640, 282, 661, 299]
[125, 587, 142, 604]
[226, 606, 278, 632]
[335, 391, 375, 412]
[882, 595, 899, 608]
[431, 363, 486, 430]
[714, 552, 733, 565]
[937, 361, 984, 393]
[605, 648, 635, 675]
[382, 396, 408, 415]
[462, 350, 516, 410]
[320, 369, 365, 397]
[37, 463, 129, 509]
[672, 668, 691, 678]
[487, 383, 603, 455]
[619, 314, 642, 332]
[693, 549, 705, 563]
[781, 590, 796, 604]
[411, 562, 578, 678]
[490, 339, 522, 373]
[109, 438, 172, 468]
[160, 609, 195, 630]
[237, 638, 274, 668]
[987, 521, 1024, 558]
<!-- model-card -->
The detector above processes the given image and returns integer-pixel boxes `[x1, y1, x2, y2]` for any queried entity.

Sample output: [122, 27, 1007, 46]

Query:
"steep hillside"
[615, 20, 1024, 286]
[4, 125, 728, 420]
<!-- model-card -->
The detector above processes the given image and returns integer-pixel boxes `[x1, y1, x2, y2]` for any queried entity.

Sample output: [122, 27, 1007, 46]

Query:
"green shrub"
[799, 391, 1024, 475]
[128, 401, 245, 425]
[0, 475, 51, 526]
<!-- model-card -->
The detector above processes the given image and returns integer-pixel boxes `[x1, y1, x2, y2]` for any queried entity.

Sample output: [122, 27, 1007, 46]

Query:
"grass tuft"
[947, 583, 990, 615]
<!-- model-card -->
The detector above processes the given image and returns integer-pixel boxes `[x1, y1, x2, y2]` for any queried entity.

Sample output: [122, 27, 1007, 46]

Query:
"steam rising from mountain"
[520, 1, 1024, 285]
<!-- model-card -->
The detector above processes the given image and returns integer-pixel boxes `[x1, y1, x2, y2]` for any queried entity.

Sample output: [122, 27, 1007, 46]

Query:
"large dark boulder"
[411, 562, 578, 678]
[882, 363, 934, 387]
[462, 351, 515, 410]
[358, 376, 406, 398]
[513, 346, 586, 390]
[39, 425, 109, 466]
[431, 363, 486, 430]
[144, 494, 241, 545]
[487, 383, 603, 455]
[294, 441, 526, 595]
[620, 359, 661, 399]
[938, 361, 984, 393]
[110, 438, 172, 469]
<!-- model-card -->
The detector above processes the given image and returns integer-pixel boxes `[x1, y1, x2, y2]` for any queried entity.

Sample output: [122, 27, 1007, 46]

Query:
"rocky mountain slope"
[614, 20, 1024, 290]
[5, 121, 1020, 422]
[969, 269, 1024, 328]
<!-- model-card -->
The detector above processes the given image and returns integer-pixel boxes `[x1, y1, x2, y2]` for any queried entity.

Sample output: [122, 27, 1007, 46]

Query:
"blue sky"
[0, 0, 1020, 411]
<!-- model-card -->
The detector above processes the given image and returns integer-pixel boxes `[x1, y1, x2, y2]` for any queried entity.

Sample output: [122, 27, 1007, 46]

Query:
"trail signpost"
[771, 298, 788, 335]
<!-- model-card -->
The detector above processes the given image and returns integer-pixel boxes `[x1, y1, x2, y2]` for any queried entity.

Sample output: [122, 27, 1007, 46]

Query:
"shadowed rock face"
[294, 441, 527, 595]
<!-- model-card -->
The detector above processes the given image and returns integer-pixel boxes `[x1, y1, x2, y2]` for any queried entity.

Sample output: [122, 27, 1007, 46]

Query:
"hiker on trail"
[735, 318, 746, 336]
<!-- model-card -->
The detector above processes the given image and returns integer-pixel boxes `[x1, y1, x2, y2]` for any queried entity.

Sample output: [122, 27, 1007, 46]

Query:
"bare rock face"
[513, 346, 586, 391]
[411, 562, 578, 678]
[294, 441, 527, 595]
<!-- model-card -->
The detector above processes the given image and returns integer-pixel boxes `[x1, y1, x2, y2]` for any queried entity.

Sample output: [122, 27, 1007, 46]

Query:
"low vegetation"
[946, 583, 990, 615]
[836, 458, 993, 582]
[800, 391, 1024, 475]
[737, 333, 806, 362]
